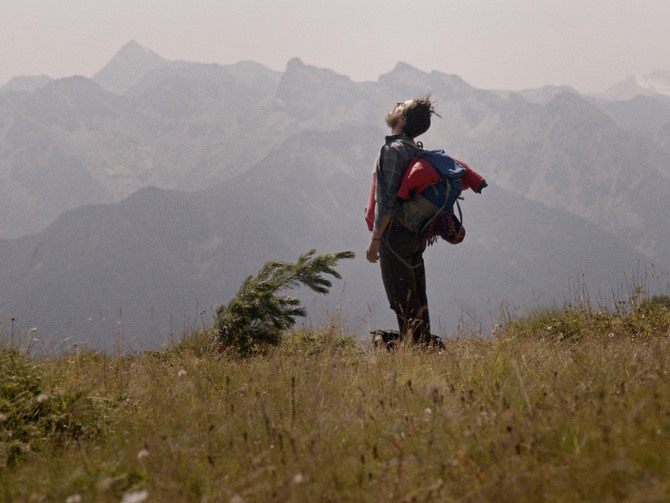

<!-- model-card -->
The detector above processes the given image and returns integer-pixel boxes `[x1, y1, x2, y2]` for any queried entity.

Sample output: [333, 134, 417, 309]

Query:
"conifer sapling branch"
[215, 249, 355, 354]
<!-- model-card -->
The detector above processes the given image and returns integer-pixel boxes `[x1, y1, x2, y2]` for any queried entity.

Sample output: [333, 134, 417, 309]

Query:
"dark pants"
[379, 221, 431, 344]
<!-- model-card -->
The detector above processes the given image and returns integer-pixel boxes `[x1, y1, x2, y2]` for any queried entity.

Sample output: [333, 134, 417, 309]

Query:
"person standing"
[366, 96, 439, 345]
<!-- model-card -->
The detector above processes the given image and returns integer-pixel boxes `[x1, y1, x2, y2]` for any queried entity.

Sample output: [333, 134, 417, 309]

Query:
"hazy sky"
[2, 0, 669, 93]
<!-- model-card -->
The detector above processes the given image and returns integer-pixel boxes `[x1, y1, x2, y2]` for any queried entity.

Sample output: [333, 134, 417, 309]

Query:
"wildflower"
[0, 413, 7, 423]
[121, 490, 149, 503]
[36, 393, 49, 404]
[230, 495, 245, 503]
[424, 407, 432, 415]
[65, 495, 82, 503]
[293, 473, 305, 484]
[177, 369, 187, 377]
[137, 448, 150, 460]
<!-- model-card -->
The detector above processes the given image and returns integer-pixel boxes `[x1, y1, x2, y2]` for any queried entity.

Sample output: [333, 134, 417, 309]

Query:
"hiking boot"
[371, 329, 401, 350]
[372, 331, 385, 349]
[429, 334, 445, 350]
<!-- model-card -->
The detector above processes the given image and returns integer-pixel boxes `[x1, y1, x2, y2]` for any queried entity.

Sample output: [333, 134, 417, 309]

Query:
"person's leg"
[408, 250, 431, 344]
[379, 223, 430, 343]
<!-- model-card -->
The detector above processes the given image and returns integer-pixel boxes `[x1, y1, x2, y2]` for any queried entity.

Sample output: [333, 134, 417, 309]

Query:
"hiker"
[365, 96, 438, 345]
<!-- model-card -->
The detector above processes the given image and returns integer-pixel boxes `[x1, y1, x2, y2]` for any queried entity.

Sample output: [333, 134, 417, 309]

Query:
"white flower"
[424, 407, 432, 414]
[36, 393, 49, 404]
[293, 473, 305, 484]
[137, 448, 150, 460]
[121, 490, 149, 503]
[65, 495, 82, 503]
[177, 369, 187, 377]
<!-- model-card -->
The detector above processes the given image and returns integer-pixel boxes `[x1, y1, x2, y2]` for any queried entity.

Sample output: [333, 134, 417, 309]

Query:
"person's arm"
[366, 214, 391, 263]
[367, 143, 406, 262]
[373, 145, 405, 231]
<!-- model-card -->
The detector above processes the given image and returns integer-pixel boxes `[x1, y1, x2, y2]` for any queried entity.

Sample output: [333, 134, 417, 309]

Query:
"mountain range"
[1, 41, 669, 352]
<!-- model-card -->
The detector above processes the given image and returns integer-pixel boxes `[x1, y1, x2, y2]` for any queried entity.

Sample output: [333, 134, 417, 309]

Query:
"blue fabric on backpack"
[419, 150, 467, 180]
[416, 150, 464, 212]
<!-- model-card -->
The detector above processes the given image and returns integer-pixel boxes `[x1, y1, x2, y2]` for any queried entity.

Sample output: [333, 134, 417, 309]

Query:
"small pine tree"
[215, 249, 355, 355]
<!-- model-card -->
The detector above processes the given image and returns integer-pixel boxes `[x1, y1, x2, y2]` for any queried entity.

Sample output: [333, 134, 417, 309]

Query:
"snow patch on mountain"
[600, 69, 670, 101]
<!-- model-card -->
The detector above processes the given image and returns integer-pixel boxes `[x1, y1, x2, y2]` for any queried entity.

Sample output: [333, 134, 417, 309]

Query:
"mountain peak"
[633, 71, 670, 98]
[282, 57, 350, 82]
[378, 62, 430, 88]
[92, 41, 169, 95]
[600, 69, 670, 101]
[278, 57, 352, 94]
[383, 62, 423, 77]
[118, 40, 154, 55]
[1, 74, 51, 94]
[286, 57, 306, 70]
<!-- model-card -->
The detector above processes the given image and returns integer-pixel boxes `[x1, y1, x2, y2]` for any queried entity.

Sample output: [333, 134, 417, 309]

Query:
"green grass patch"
[1, 304, 669, 501]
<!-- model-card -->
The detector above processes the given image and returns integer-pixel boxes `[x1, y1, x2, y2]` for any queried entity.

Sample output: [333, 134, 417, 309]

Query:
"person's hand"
[366, 237, 381, 263]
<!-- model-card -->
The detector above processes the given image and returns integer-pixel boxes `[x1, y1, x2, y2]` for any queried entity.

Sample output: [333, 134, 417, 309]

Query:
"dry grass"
[2, 300, 670, 502]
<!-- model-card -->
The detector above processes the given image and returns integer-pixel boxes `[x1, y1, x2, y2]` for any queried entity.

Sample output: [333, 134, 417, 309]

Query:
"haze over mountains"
[1, 41, 669, 352]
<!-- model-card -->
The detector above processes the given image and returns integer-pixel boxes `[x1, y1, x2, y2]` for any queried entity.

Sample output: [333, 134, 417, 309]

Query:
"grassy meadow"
[2, 292, 670, 502]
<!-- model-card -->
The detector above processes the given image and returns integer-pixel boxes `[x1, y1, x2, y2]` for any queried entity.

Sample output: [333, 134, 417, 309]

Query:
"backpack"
[395, 149, 467, 246]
